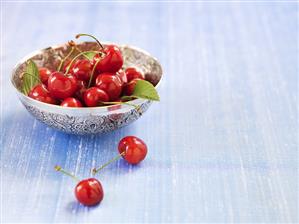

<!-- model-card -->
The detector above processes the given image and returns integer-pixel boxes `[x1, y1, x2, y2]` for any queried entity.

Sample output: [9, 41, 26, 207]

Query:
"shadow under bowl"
[11, 42, 163, 135]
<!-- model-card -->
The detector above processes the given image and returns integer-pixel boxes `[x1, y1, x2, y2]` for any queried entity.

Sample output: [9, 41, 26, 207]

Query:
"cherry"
[93, 45, 123, 73]
[63, 60, 76, 73]
[116, 71, 127, 84]
[93, 136, 148, 175]
[118, 136, 147, 164]
[76, 34, 123, 74]
[75, 178, 104, 206]
[125, 67, 144, 82]
[95, 73, 122, 101]
[61, 97, 82, 107]
[28, 84, 57, 104]
[48, 72, 78, 100]
[123, 78, 142, 96]
[71, 59, 92, 81]
[83, 87, 110, 107]
[38, 67, 52, 85]
[74, 80, 87, 101]
[55, 166, 103, 207]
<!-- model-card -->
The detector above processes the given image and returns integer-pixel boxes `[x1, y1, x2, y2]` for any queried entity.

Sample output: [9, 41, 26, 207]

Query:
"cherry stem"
[92, 151, 125, 175]
[54, 165, 80, 182]
[76, 33, 104, 50]
[74, 46, 83, 53]
[73, 46, 100, 60]
[64, 50, 100, 75]
[69, 40, 98, 58]
[57, 46, 75, 72]
[88, 58, 101, 88]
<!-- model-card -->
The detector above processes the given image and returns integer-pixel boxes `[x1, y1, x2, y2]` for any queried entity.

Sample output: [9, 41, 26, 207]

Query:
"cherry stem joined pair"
[55, 151, 126, 181]
[57, 40, 86, 72]
[88, 57, 101, 88]
[75, 33, 106, 88]
[92, 151, 125, 175]
[54, 165, 80, 182]
[76, 33, 104, 50]
[64, 50, 101, 75]
[57, 46, 75, 72]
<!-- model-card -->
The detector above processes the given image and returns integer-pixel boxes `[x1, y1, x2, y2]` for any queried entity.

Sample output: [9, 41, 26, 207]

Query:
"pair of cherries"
[28, 37, 144, 108]
[56, 136, 148, 206]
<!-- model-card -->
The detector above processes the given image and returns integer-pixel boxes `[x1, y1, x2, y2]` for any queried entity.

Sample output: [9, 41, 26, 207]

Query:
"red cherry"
[63, 60, 76, 73]
[92, 136, 148, 175]
[116, 71, 127, 84]
[55, 165, 104, 207]
[71, 59, 92, 81]
[125, 67, 144, 82]
[83, 87, 110, 107]
[61, 97, 82, 107]
[38, 67, 52, 85]
[48, 72, 78, 100]
[74, 80, 87, 101]
[95, 73, 122, 101]
[118, 136, 147, 165]
[123, 78, 142, 96]
[28, 84, 57, 104]
[75, 178, 104, 206]
[94, 45, 123, 73]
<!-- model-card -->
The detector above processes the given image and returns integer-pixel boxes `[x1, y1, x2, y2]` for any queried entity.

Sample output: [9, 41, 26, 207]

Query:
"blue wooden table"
[1, 1, 297, 223]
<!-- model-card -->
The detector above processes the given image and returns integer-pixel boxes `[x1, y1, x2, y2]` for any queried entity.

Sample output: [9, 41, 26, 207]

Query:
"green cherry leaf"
[82, 51, 97, 60]
[22, 60, 40, 95]
[131, 80, 160, 101]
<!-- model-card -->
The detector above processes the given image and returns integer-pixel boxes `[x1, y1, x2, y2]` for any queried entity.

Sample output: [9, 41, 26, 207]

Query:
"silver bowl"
[11, 42, 163, 135]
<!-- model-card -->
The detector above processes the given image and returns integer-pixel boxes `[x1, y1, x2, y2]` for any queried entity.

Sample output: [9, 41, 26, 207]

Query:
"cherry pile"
[26, 34, 145, 107]
[55, 136, 147, 206]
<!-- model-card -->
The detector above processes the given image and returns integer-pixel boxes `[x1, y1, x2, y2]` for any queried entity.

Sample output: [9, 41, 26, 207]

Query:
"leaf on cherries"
[22, 60, 41, 95]
[131, 80, 160, 101]
[82, 52, 97, 60]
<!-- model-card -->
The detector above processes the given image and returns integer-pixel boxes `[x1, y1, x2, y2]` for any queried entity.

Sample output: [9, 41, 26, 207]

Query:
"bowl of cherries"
[11, 34, 162, 134]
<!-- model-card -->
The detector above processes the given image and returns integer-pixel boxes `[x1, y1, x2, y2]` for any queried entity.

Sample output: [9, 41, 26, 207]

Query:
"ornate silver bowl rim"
[11, 42, 163, 115]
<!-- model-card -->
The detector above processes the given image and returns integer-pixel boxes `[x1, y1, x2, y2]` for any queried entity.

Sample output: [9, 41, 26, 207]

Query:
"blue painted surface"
[1, 2, 298, 223]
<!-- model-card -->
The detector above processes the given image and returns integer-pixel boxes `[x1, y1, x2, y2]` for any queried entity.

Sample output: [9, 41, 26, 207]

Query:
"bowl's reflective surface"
[11, 42, 162, 134]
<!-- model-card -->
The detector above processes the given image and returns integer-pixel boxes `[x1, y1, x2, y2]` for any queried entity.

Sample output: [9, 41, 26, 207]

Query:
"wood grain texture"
[0, 2, 297, 223]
